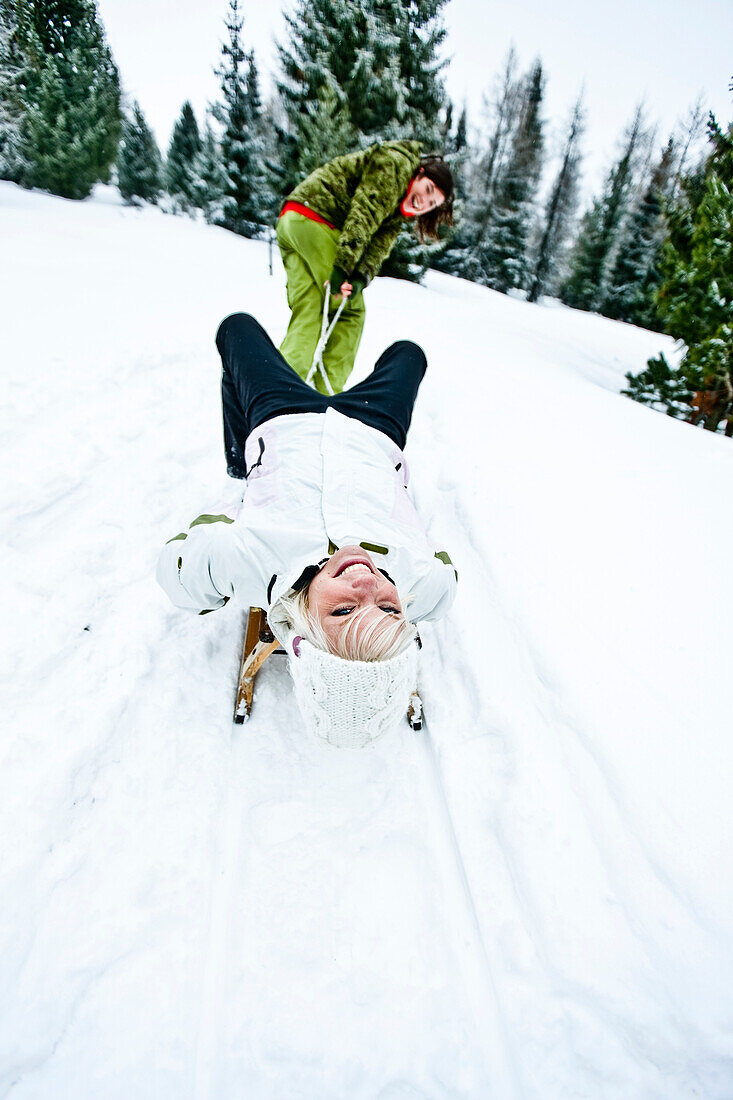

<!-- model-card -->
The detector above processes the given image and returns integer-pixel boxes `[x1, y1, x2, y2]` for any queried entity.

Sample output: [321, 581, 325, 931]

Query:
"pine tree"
[166, 100, 201, 212]
[434, 48, 524, 283]
[388, 0, 449, 147]
[447, 102, 470, 203]
[366, 0, 450, 281]
[476, 59, 545, 292]
[561, 105, 645, 312]
[347, 2, 403, 137]
[15, 0, 121, 200]
[275, 0, 448, 182]
[256, 93, 289, 225]
[623, 104, 733, 435]
[467, 49, 523, 262]
[213, 0, 266, 237]
[298, 80, 355, 177]
[621, 352, 697, 419]
[117, 100, 162, 204]
[246, 50, 277, 222]
[428, 103, 470, 272]
[452, 105, 468, 161]
[671, 97, 707, 202]
[0, 0, 26, 180]
[527, 92, 584, 303]
[26, 0, 89, 53]
[440, 98, 452, 150]
[192, 115, 226, 224]
[275, 0, 345, 192]
[601, 138, 676, 326]
[677, 172, 733, 433]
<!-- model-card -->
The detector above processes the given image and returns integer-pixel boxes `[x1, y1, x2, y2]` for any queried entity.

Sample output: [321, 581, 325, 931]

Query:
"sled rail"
[233, 608, 282, 723]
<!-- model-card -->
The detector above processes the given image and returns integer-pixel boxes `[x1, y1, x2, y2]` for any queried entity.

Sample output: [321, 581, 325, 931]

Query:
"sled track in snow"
[193, 708, 522, 1099]
[194, 736, 245, 1100]
[412, 718, 521, 1096]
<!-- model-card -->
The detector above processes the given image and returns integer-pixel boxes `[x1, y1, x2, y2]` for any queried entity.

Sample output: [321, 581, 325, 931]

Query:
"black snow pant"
[216, 313, 428, 479]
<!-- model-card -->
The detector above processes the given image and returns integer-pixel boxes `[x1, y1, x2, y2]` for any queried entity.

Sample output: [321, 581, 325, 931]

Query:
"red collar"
[400, 178, 419, 218]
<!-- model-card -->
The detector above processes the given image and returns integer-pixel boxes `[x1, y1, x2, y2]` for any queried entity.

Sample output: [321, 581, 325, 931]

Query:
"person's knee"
[216, 312, 260, 351]
[389, 340, 428, 376]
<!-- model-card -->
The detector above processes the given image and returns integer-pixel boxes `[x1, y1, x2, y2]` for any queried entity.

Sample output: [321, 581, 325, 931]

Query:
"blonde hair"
[279, 587, 417, 662]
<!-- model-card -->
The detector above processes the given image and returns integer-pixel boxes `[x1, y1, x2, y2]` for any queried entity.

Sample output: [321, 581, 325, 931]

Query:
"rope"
[305, 281, 347, 396]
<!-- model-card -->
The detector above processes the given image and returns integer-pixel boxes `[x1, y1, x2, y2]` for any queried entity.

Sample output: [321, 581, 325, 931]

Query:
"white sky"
[96, 0, 733, 202]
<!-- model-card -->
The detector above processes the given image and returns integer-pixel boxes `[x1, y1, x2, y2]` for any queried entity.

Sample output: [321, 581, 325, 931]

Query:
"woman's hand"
[328, 267, 352, 300]
[328, 267, 369, 301]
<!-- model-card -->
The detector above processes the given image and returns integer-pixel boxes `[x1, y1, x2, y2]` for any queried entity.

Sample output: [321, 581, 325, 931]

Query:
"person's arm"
[405, 550, 458, 623]
[157, 513, 263, 614]
[334, 147, 408, 276]
[356, 214, 403, 283]
[330, 214, 402, 294]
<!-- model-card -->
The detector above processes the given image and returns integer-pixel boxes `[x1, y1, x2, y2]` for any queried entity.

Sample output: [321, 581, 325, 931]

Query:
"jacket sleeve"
[335, 148, 407, 275]
[406, 551, 458, 623]
[156, 514, 262, 614]
[357, 214, 404, 282]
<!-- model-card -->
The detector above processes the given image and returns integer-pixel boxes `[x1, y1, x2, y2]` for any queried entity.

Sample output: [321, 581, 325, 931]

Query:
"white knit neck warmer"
[288, 638, 418, 749]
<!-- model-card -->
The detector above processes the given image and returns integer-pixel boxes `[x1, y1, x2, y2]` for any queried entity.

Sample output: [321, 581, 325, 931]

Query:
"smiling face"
[402, 170, 446, 216]
[306, 546, 404, 649]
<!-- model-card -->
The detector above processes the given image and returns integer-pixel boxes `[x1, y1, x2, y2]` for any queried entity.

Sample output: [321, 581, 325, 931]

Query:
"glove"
[349, 272, 368, 298]
[328, 266, 350, 297]
[328, 267, 368, 300]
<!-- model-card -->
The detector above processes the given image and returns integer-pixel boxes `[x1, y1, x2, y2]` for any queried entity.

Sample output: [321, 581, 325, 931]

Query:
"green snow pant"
[276, 210, 366, 395]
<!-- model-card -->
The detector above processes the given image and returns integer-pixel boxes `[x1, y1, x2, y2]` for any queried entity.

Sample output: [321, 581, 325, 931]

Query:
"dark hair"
[414, 155, 454, 241]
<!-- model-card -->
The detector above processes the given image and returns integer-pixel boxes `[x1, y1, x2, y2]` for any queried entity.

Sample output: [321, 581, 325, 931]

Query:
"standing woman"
[277, 141, 454, 394]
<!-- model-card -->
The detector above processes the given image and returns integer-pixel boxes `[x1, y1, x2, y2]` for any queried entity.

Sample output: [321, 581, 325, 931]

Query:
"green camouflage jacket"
[285, 140, 422, 282]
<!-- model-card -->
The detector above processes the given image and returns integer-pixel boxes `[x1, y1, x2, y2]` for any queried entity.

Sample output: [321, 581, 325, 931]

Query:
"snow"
[2, 180, 732, 1099]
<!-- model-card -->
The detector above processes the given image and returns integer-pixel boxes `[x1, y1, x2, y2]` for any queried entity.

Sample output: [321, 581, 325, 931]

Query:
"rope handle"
[305, 280, 348, 395]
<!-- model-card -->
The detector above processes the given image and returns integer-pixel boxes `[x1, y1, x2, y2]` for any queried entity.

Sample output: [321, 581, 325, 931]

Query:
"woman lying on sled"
[157, 313, 457, 748]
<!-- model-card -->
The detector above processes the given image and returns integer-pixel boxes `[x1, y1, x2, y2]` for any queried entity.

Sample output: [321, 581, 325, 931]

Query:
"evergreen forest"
[1, 0, 730, 434]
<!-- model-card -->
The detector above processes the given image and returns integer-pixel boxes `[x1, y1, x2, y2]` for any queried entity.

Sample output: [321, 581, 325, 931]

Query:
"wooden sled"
[233, 606, 424, 730]
[233, 607, 282, 723]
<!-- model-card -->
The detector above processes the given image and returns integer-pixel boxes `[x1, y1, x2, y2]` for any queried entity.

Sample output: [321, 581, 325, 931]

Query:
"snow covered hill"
[2, 182, 732, 1099]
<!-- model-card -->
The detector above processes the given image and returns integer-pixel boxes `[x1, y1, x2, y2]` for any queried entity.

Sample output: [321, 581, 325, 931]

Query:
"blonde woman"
[157, 313, 457, 746]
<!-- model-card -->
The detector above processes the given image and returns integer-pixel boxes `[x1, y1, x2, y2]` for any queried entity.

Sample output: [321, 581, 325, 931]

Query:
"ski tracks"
[412, 381, 733, 1096]
[190, 651, 519, 1098]
[194, 729, 246, 1100]
[413, 722, 523, 1097]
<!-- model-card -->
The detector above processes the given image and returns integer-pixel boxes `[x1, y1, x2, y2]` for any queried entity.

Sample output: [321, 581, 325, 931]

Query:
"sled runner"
[234, 605, 424, 731]
[233, 607, 282, 723]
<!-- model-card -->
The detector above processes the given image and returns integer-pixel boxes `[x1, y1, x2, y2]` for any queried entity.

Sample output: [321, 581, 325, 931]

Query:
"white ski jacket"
[157, 409, 457, 643]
